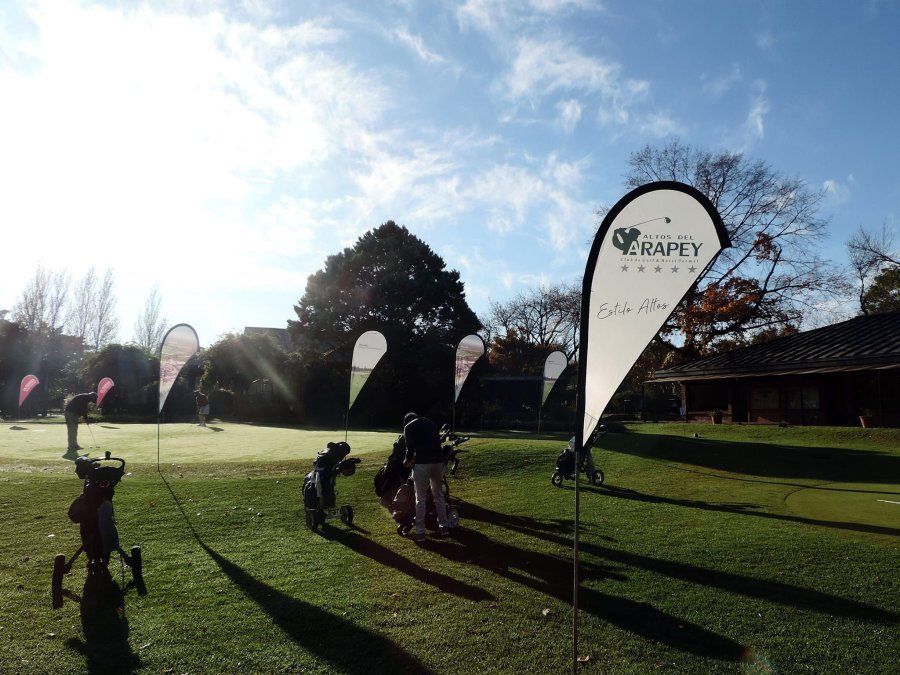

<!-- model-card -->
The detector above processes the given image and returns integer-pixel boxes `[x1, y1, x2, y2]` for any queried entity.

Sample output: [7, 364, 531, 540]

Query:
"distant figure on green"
[65, 392, 97, 452]
[195, 389, 209, 427]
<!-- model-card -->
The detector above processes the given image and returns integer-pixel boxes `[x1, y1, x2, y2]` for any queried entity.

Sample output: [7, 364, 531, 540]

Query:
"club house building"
[650, 311, 900, 427]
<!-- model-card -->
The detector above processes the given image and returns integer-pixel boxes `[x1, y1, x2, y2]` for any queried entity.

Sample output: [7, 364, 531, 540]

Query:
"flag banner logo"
[454, 334, 485, 403]
[348, 330, 388, 410]
[19, 374, 39, 409]
[578, 181, 729, 446]
[158, 324, 200, 414]
[542, 351, 568, 404]
[96, 377, 115, 408]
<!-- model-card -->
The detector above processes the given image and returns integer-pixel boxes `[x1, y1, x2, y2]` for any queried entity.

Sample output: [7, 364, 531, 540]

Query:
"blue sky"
[1, 0, 898, 345]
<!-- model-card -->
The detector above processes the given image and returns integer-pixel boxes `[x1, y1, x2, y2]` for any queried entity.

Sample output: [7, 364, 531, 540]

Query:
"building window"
[751, 387, 779, 409]
[787, 386, 820, 410]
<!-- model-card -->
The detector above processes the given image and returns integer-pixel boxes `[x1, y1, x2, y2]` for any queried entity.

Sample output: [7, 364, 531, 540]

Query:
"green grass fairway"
[0, 421, 399, 464]
[0, 422, 897, 673]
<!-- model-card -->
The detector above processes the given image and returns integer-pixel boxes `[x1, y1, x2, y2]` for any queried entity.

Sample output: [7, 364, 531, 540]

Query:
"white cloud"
[743, 79, 771, 145]
[638, 110, 683, 138]
[391, 26, 448, 65]
[504, 37, 620, 100]
[457, 0, 600, 33]
[701, 62, 741, 98]
[756, 30, 775, 50]
[822, 178, 851, 204]
[556, 98, 582, 133]
[0, 0, 395, 336]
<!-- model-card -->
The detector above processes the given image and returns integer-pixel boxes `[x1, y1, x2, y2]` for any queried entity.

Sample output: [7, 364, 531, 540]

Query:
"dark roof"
[651, 311, 900, 382]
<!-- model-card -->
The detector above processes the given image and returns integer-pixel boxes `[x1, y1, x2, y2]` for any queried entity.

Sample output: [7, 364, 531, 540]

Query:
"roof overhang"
[650, 362, 900, 383]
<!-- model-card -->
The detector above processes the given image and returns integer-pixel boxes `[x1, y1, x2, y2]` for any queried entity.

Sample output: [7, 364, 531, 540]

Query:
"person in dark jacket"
[65, 392, 97, 452]
[403, 412, 450, 542]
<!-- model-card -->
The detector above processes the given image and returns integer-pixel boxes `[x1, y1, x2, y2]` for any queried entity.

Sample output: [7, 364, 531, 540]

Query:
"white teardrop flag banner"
[577, 181, 729, 447]
[454, 334, 485, 403]
[348, 330, 388, 410]
[542, 350, 568, 404]
[158, 324, 200, 414]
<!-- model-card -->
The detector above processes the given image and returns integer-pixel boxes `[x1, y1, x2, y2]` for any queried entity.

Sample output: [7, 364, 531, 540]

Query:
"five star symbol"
[621, 261, 699, 274]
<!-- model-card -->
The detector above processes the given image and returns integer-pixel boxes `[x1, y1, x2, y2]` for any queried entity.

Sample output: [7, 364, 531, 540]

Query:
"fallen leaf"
[542, 608, 551, 617]
[46, 633, 56, 638]
[140, 642, 153, 650]
[47, 534, 55, 538]
[577, 655, 590, 663]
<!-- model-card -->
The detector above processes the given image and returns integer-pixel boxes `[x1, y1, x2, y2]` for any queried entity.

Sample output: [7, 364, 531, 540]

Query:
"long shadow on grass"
[427, 528, 745, 662]
[65, 571, 141, 675]
[602, 431, 900, 484]
[319, 524, 495, 601]
[459, 500, 899, 625]
[573, 484, 900, 538]
[160, 475, 432, 673]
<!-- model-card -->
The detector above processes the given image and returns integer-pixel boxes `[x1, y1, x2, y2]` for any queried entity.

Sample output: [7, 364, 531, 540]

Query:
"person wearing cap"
[402, 412, 451, 543]
[65, 392, 97, 452]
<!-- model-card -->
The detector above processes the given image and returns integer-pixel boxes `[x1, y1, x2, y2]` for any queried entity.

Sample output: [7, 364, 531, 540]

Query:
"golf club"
[85, 421, 99, 450]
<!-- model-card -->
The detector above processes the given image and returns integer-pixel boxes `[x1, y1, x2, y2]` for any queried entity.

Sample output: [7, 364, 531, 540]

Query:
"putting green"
[0, 422, 398, 464]
[785, 482, 900, 534]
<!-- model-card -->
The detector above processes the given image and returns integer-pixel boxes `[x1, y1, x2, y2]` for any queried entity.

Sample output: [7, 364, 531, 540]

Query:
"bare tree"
[486, 282, 580, 359]
[88, 269, 119, 349]
[608, 140, 845, 358]
[847, 222, 899, 269]
[845, 223, 899, 315]
[133, 283, 167, 352]
[12, 264, 70, 333]
[67, 267, 97, 341]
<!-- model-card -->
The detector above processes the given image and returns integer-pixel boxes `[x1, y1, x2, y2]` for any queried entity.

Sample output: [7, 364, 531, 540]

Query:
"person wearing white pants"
[403, 412, 451, 543]
[412, 461, 450, 539]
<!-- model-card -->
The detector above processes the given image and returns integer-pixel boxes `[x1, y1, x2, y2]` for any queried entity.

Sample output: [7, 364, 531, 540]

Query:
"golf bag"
[53, 452, 145, 609]
[551, 429, 606, 487]
[302, 441, 360, 529]
[373, 435, 411, 507]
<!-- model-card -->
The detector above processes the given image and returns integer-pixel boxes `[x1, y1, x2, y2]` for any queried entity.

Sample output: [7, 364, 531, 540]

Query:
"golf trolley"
[52, 452, 145, 609]
[551, 426, 607, 488]
[439, 424, 470, 478]
[302, 441, 361, 530]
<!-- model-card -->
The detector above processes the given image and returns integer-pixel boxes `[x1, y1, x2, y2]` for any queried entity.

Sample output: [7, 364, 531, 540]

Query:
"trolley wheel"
[447, 508, 460, 528]
[52, 554, 65, 609]
[305, 510, 316, 530]
[590, 470, 605, 486]
[449, 459, 459, 476]
[340, 505, 354, 525]
[551, 470, 563, 487]
[129, 546, 142, 573]
[397, 524, 410, 537]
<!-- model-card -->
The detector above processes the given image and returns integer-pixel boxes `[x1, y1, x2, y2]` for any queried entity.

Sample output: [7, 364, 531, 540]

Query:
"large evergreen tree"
[288, 221, 481, 425]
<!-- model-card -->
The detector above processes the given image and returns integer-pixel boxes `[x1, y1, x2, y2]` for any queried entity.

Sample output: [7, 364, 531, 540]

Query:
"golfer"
[402, 412, 451, 543]
[195, 389, 209, 427]
[65, 392, 97, 453]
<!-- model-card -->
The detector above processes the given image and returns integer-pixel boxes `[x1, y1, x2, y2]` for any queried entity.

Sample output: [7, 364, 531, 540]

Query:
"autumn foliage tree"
[617, 140, 842, 360]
